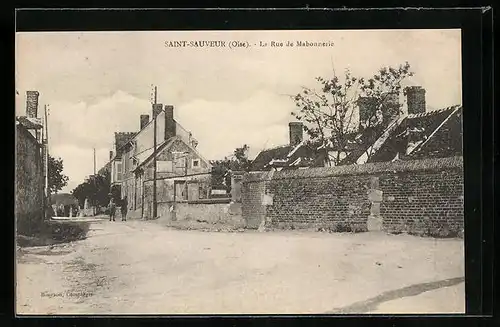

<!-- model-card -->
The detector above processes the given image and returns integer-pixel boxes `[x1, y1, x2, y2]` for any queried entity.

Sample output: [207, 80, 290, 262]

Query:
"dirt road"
[16, 219, 465, 314]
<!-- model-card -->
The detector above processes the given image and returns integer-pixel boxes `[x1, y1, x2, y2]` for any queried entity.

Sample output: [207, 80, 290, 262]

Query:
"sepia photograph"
[15, 28, 464, 315]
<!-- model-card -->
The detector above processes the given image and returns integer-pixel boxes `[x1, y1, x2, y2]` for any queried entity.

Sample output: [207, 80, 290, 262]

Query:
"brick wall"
[379, 164, 464, 235]
[16, 124, 44, 235]
[241, 156, 464, 236]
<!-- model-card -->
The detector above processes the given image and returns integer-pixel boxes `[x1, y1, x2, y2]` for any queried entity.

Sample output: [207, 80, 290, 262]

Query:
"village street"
[16, 219, 465, 315]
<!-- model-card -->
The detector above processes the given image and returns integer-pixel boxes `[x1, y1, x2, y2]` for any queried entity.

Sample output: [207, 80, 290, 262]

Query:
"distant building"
[104, 104, 212, 219]
[251, 122, 318, 171]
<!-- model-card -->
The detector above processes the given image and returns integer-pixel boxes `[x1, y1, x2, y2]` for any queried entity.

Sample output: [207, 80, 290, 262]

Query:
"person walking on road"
[108, 196, 116, 222]
[121, 196, 128, 221]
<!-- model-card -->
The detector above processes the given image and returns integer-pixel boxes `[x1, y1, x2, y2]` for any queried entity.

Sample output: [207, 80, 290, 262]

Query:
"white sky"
[15, 29, 462, 193]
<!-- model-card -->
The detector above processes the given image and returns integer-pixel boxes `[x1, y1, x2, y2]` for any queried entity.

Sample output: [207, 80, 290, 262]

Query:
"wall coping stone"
[245, 156, 463, 182]
[187, 198, 231, 205]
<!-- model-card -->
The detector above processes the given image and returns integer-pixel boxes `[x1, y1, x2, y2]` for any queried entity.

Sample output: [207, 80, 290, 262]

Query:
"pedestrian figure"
[58, 204, 64, 217]
[108, 196, 116, 221]
[121, 196, 128, 221]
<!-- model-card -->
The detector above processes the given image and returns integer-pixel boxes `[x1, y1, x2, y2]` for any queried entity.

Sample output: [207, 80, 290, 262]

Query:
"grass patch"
[387, 220, 464, 239]
[17, 220, 91, 248]
[155, 216, 246, 233]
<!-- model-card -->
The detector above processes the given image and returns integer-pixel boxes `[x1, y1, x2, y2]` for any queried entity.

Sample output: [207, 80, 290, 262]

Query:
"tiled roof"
[367, 105, 462, 163]
[251, 143, 318, 171]
[16, 116, 43, 129]
[408, 106, 463, 160]
[340, 124, 388, 165]
[114, 132, 136, 158]
[251, 145, 292, 171]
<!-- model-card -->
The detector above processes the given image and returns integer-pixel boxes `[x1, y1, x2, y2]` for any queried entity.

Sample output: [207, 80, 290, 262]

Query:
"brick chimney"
[140, 114, 150, 130]
[405, 86, 426, 115]
[381, 91, 401, 123]
[26, 91, 40, 118]
[289, 122, 303, 146]
[164, 105, 176, 140]
[152, 103, 163, 118]
[357, 96, 377, 128]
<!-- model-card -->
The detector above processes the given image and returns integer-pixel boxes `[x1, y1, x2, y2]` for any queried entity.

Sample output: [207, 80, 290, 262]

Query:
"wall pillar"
[367, 176, 383, 231]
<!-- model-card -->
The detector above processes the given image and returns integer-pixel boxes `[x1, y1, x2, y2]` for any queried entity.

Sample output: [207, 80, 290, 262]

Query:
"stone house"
[252, 86, 462, 170]
[341, 86, 463, 164]
[109, 104, 212, 219]
[251, 122, 318, 171]
[15, 91, 46, 235]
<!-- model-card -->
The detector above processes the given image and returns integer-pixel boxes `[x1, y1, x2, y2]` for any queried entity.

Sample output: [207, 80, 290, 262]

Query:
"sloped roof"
[114, 132, 136, 159]
[407, 106, 463, 160]
[133, 135, 211, 172]
[251, 142, 318, 171]
[339, 124, 388, 165]
[367, 105, 462, 163]
[111, 117, 196, 161]
[16, 116, 43, 129]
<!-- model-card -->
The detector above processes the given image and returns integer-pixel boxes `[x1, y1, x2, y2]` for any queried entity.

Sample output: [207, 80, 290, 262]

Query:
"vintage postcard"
[15, 29, 464, 315]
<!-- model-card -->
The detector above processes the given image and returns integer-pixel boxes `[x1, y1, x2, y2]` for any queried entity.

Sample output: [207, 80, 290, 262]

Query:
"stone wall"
[142, 173, 212, 219]
[241, 156, 464, 236]
[158, 198, 240, 223]
[16, 124, 44, 235]
[241, 171, 274, 229]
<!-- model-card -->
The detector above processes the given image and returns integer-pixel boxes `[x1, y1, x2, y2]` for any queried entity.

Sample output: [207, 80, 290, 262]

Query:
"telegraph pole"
[44, 105, 49, 197]
[152, 86, 158, 219]
[93, 147, 96, 216]
[43, 104, 50, 220]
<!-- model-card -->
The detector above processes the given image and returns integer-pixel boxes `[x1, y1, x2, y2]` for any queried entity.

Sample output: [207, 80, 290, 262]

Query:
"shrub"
[43, 221, 90, 242]
[424, 222, 461, 238]
[333, 222, 352, 233]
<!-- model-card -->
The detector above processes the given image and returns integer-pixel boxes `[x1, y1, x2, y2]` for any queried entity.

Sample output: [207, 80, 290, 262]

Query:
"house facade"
[108, 104, 212, 219]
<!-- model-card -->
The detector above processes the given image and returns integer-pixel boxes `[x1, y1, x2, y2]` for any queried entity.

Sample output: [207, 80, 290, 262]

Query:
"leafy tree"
[71, 169, 111, 208]
[210, 144, 252, 192]
[291, 62, 414, 166]
[48, 155, 69, 194]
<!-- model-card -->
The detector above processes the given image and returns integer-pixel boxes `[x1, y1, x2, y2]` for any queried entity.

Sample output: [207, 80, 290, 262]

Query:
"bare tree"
[291, 62, 414, 166]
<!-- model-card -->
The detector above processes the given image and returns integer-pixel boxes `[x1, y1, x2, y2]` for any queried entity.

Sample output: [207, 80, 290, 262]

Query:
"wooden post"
[152, 86, 158, 219]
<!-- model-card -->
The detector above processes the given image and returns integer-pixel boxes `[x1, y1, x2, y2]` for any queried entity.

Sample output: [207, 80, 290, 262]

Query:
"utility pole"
[152, 86, 158, 219]
[93, 147, 96, 216]
[44, 105, 50, 219]
[184, 152, 188, 200]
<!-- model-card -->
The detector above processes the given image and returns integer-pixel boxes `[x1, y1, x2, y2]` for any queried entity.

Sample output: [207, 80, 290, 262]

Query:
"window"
[176, 157, 186, 168]
[192, 159, 200, 168]
[157, 160, 173, 172]
[116, 162, 123, 181]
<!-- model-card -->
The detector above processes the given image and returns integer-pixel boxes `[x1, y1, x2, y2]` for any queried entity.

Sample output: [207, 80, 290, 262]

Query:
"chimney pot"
[26, 91, 40, 118]
[289, 122, 303, 146]
[109, 151, 113, 160]
[140, 114, 150, 130]
[404, 86, 426, 115]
